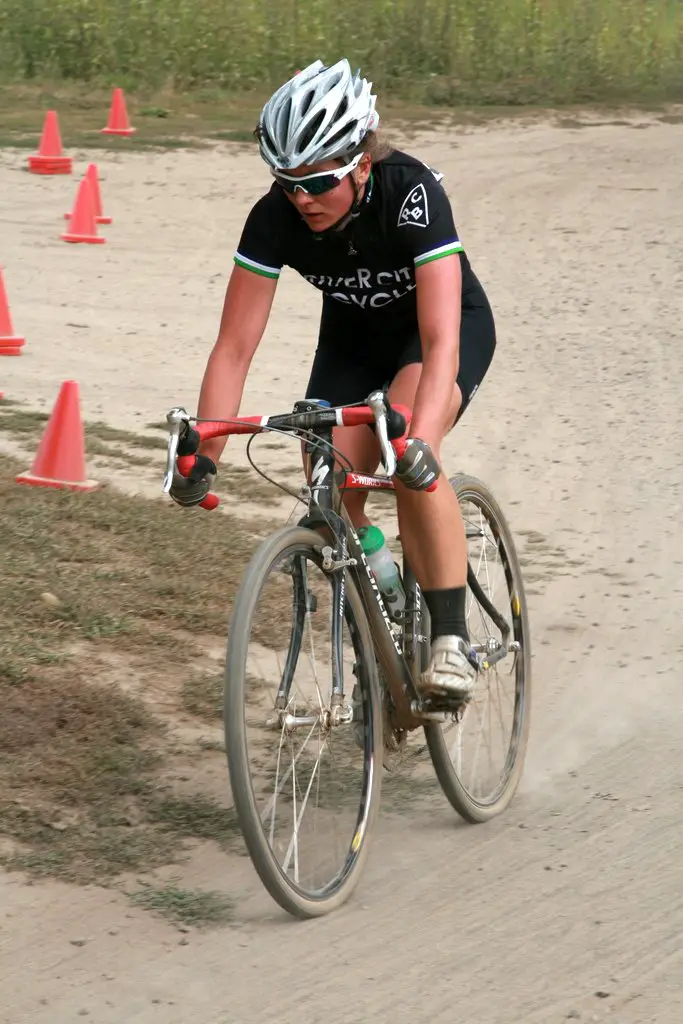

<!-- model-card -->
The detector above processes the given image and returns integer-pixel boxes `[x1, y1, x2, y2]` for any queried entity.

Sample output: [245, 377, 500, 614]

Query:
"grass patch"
[2, 809, 180, 883]
[0, 406, 156, 468]
[0, 400, 287, 506]
[0, 81, 264, 151]
[0, 407, 49, 436]
[0, 455, 258, 679]
[1, 676, 158, 804]
[0, 405, 163, 447]
[0, 446, 275, 681]
[0, 420, 331, 885]
[0, 447, 284, 882]
[87, 421, 165, 451]
[128, 879, 235, 927]
[380, 767, 441, 812]
[0, 1, 681, 108]
[197, 738, 225, 753]
[147, 794, 242, 850]
[0, 673, 183, 882]
[181, 672, 223, 721]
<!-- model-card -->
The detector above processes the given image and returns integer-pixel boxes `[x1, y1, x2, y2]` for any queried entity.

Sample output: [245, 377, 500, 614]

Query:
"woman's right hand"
[169, 453, 217, 507]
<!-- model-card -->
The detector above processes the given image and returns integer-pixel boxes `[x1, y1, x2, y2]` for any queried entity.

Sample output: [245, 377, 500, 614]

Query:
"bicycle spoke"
[226, 532, 381, 912]
[424, 476, 531, 821]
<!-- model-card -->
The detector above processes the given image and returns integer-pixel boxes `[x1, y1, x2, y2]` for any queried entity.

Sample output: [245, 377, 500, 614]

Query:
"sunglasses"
[272, 153, 363, 196]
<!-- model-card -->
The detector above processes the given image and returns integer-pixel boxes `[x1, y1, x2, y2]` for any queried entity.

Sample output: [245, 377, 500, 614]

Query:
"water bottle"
[358, 524, 406, 622]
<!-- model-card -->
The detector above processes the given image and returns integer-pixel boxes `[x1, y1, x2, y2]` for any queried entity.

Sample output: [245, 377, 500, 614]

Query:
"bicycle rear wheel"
[224, 526, 383, 918]
[423, 474, 532, 823]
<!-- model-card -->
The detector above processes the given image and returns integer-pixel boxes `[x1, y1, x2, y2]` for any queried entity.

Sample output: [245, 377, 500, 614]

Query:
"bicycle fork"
[268, 549, 354, 735]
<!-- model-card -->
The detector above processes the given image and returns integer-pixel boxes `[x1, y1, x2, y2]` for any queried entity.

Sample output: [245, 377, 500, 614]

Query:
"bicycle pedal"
[430, 695, 469, 719]
[413, 695, 467, 721]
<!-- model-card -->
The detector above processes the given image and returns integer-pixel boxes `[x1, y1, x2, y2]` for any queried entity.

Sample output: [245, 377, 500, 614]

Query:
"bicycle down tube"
[294, 403, 423, 725]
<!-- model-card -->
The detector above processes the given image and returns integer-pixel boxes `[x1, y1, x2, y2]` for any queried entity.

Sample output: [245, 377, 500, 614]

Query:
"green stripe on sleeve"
[234, 253, 281, 279]
[414, 242, 464, 268]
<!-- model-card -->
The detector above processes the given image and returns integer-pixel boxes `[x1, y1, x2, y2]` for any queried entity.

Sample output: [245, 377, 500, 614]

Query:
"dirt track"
[1, 110, 683, 1023]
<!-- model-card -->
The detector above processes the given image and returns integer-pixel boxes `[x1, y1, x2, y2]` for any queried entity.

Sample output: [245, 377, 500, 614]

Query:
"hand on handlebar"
[394, 437, 442, 491]
[365, 392, 440, 491]
[161, 394, 438, 512]
[169, 453, 217, 508]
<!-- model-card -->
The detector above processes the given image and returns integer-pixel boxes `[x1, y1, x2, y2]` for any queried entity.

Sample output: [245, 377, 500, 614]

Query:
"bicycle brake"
[163, 407, 191, 493]
[321, 546, 357, 572]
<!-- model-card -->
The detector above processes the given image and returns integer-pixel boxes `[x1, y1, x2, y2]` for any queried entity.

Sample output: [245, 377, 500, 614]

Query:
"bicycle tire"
[424, 474, 532, 823]
[224, 525, 383, 919]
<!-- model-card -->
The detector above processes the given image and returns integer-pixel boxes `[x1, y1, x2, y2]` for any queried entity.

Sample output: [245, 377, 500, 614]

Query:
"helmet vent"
[299, 90, 314, 118]
[256, 58, 379, 170]
[298, 109, 325, 155]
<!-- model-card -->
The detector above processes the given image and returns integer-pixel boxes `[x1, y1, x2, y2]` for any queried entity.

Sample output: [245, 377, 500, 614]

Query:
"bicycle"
[162, 390, 531, 919]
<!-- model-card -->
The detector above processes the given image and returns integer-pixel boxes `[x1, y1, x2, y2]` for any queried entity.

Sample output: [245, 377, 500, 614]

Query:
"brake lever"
[367, 390, 397, 478]
[163, 406, 191, 494]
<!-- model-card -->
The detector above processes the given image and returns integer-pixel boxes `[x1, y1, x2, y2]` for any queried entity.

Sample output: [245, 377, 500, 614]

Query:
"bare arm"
[196, 265, 278, 465]
[410, 254, 463, 452]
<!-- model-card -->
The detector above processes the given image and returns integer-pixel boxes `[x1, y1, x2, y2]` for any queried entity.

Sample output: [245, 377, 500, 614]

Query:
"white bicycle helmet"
[257, 59, 379, 170]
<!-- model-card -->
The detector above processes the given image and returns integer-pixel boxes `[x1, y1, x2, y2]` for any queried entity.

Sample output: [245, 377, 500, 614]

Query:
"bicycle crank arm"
[410, 705, 450, 723]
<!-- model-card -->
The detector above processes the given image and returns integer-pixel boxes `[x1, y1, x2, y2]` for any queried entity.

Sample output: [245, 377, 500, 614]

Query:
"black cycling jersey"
[233, 149, 488, 319]
[233, 148, 496, 417]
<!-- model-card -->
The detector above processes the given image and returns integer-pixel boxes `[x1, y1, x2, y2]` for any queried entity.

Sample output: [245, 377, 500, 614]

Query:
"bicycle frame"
[297, 426, 516, 730]
[297, 429, 425, 729]
[163, 394, 513, 731]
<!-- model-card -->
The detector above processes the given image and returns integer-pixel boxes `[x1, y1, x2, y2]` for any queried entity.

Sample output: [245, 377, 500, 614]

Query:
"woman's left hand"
[395, 438, 442, 490]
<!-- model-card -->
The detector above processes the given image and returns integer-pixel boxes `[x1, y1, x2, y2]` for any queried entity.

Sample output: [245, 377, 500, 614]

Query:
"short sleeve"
[393, 168, 465, 269]
[233, 191, 285, 280]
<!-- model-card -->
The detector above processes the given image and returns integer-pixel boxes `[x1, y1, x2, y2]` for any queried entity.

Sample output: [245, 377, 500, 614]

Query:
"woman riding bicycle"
[171, 58, 497, 702]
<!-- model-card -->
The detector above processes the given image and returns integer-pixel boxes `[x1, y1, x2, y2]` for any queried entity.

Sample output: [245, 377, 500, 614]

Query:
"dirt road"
[1, 109, 682, 1023]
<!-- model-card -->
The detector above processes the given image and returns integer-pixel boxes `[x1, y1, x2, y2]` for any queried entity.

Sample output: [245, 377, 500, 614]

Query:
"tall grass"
[0, 0, 681, 104]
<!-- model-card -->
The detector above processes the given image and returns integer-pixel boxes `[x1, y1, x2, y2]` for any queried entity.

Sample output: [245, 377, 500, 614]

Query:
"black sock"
[423, 587, 469, 645]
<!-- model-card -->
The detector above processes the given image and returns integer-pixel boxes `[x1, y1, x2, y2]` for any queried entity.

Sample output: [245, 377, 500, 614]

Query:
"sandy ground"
[1, 109, 683, 1023]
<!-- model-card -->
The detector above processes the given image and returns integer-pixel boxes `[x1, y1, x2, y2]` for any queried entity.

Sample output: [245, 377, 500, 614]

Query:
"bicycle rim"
[224, 526, 383, 918]
[424, 475, 532, 822]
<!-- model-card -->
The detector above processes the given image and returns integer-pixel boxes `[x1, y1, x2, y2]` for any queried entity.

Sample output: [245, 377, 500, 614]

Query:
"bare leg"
[301, 366, 465, 590]
[386, 365, 477, 700]
[301, 368, 475, 701]
[387, 364, 466, 590]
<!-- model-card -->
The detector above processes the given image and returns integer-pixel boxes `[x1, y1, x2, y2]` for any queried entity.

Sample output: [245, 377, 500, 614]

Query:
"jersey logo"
[398, 182, 429, 229]
[422, 162, 444, 184]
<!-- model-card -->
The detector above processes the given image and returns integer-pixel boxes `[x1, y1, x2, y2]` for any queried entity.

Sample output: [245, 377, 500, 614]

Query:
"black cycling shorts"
[305, 292, 496, 424]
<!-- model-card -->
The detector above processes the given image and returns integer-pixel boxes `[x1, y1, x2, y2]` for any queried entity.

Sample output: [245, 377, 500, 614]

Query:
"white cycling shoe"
[420, 635, 477, 703]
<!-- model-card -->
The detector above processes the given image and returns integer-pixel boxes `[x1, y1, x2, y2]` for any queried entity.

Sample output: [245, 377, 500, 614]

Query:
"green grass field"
[0, 0, 681, 106]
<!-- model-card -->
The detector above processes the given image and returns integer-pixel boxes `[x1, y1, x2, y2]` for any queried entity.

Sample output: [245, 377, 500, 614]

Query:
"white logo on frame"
[398, 182, 429, 229]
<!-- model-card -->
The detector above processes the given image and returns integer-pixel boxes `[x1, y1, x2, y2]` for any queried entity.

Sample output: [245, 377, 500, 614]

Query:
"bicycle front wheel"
[224, 526, 383, 919]
[424, 475, 532, 823]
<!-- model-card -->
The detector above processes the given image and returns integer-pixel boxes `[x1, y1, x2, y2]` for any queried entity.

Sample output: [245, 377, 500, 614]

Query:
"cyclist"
[170, 58, 497, 702]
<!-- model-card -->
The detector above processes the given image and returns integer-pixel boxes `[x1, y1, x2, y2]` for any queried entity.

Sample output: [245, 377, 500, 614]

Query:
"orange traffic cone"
[0, 268, 26, 356]
[61, 175, 106, 245]
[16, 381, 99, 492]
[64, 163, 112, 225]
[28, 111, 73, 175]
[101, 88, 135, 137]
